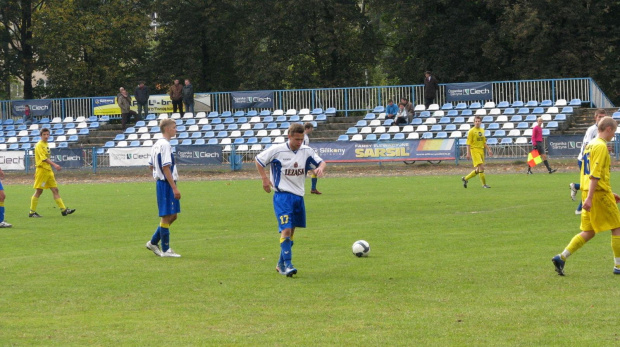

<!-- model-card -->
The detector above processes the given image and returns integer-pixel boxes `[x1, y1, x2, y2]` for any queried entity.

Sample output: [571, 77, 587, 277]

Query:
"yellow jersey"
[34, 140, 52, 171]
[581, 137, 611, 193]
[466, 126, 486, 149]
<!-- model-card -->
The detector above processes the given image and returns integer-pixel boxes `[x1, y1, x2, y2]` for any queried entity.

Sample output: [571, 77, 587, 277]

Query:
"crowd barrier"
[2, 136, 618, 173]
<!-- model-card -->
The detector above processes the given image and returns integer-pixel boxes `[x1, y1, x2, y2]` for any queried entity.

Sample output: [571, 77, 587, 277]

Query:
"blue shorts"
[0, 180, 3, 191]
[273, 192, 306, 232]
[156, 180, 181, 217]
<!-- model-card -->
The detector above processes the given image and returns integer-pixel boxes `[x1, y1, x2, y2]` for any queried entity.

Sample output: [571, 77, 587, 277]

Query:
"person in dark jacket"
[182, 79, 194, 114]
[117, 87, 135, 129]
[424, 71, 439, 109]
[134, 81, 149, 121]
[168, 79, 184, 114]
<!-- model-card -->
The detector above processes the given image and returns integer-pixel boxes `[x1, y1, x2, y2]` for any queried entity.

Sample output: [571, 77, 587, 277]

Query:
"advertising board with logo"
[231, 91, 274, 109]
[547, 135, 583, 157]
[309, 139, 455, 162]
[175, 145, 223, 165]
[108, 147, 152, 167]
[0, 151, 25, 170]
[50, 148, 84, 168]
[446, 82, 493, 102]
[11, 100, 53, 117]
[93, 94, 212, 115]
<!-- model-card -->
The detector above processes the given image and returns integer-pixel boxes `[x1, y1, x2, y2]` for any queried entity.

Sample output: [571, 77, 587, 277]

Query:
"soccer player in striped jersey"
[146, 118, 182, 258]
[303, 122, 321, 194]
[462, 116, 492, 188]
[552, 117, 620, 276]
[256, 123, 326, 277]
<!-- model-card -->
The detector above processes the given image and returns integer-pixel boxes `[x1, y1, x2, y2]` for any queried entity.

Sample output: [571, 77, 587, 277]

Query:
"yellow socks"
[30, 196, 39, 213]
[464, 170, 477, 181]
[55, 198, 66, 211]
[562, 234, 587, 260]
[612, 235, 620, 269]
[479, 173, 486, 185]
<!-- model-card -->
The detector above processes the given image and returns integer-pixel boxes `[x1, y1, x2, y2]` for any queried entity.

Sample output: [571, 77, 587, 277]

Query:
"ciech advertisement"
[0, 151, 25, 170]
[93, 94, 212, 115]
[108, 148, 152, 167]
[175, 145, 223, 165]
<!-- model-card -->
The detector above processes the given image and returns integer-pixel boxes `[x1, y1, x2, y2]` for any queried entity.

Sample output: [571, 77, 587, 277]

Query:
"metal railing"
[0, 78, 614, 121]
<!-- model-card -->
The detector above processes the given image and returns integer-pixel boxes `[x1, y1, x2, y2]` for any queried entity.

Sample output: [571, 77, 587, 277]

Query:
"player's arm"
[43, 158, 61, 171]
[484, 142, 492, 157]
[466, 144, 471, 160]
[0, 167, 4, 180]
[162, 164, 181, 200]
[255, 160, 272, 193]
[313, 161, 326, 177]
[582, 176, 599, 212]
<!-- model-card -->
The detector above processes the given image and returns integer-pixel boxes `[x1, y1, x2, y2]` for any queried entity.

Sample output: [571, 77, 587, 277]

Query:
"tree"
[33, 0, 152, 97]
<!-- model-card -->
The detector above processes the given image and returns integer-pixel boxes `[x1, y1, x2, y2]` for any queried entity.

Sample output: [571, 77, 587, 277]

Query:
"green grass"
[2, 172, 620, 346]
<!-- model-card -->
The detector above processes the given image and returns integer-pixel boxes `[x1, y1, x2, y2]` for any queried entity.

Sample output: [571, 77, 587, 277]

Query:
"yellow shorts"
[33, 169, 58, 190]
[471, 149, 485, 167]
[580, 191, 620, 233]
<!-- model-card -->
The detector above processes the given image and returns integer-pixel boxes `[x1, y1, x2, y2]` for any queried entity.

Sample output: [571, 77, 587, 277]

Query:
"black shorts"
[534, 143, 545, 155]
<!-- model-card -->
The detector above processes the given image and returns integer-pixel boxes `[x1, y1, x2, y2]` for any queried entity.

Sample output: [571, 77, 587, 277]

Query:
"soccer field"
[2, 172, 619, 345]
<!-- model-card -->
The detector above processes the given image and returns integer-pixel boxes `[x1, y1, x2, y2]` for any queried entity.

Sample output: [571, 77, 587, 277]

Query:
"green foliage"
[2, 173, 620, 344]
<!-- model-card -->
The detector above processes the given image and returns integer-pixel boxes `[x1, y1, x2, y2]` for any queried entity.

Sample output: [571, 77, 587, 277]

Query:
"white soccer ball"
[352, 240, 370, 257]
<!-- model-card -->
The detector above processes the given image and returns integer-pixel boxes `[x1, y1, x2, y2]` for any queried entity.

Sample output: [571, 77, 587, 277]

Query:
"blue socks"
[311, 177, 317, 190]
[0, 206, 4, 222]
[280, 237, 292, 267]
[150, 226, 161, 245]
[160, 226, 170, 252]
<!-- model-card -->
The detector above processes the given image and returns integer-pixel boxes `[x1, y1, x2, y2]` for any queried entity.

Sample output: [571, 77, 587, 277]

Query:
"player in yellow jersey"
[28, 128, 76, 218]
[462, 116, 492, 188]
[552, 117, 620, 275]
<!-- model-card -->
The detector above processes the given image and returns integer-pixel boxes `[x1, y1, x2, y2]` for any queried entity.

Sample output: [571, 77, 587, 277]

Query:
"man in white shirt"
[256, 123, 326, 277]
[303, 122, 322, 194]
[569, 109, 607, 215]
[146, 118, 182, 258]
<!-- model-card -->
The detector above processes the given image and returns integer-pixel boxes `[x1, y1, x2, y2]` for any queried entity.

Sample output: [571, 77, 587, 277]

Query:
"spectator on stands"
[385, 99, 398, 120]
[117, 87, 136, 129]
[23, 105, 33, 125]
[395, 103, 408, 126]
[528, 117, 557, 174]
[424, 71, 439, 108]
[400, 98, 414, 116]
[182, 79, 194, 114]
[134, 81, 149, 121]
[168, 79, 184, 114]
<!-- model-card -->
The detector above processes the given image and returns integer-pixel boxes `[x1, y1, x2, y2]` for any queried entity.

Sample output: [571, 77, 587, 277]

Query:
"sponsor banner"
[309, 139, 455, 162]
[108, 147, 152, 167]
[51, 148, 84, 168]
[231, 91, 274, 109]
[12, 100, 53, 117]
[93, 94, 212, 115]
[446, 82, 493, 102]
[0, 151, 25, 170]
[547, 135, 583, 157]
[175, 145, 223, 165]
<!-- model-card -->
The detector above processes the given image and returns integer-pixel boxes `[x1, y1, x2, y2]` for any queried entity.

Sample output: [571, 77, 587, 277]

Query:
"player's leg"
[540, 149, 556, 173]
[552, 230, 595, 276]
[0, 188, 10, 228]
[611, 228, 620, 274]
[310, 173, 321, 194]
[50, 186, 75, 216]
[477, 163, 489, 188]
[274, 193, 297, 276]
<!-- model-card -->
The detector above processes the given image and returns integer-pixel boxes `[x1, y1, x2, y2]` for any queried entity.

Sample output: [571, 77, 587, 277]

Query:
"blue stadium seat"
[266, 123, 278, 129]
[130, 140, 141, 147]
[526, 100, 538, 107]
[169, 139, 179, 146]
[411, 118, 422, 125]
[214, 124, 225, 131]
[0, 137, 4, 143]
[237, 117, 248, 124]
[234, 138, 244, 144]
[17, 125, 27, 131]
[346, 127, 358, 135]
[19, 136, 29, 143]
[224, 118, 234, 124]
[447, 110, 459, 117]
[469, 102, 482, 109]
[124, 127, 135, 134]
[561, 106, 574, 114]
[314, 114, 327, 122]
[177, 132, 189, 139]
[191, 132, 202, 138]
[253, 123, 265, 130]
[500, 138, 513, 145]
[524, 115, 537, 122]
[262, 116, 273, 123]
[54, 129, 65, 136]
[136, 120, 146, 127]
[512, 101, 524, 107]
[204, 131, 215, 138]
[419, 111, 430, 118]
[276, 116, 287, 122]
[378, 133, 391, 141]
[461, 109, 473, 116]
[243, 130, 254, 137]
[114, 134, 125, 141]
[99, 116, 110, 123]
[247, 137, 258, 144]
[89, 122, 100, 129]
[356, 120, 367, 127]
[150, 126, 161, 133]
[6, 130, 15, 137]
[325, 107, 336, 115]
[260, 137, 272, 144]
[201, 125, 212, 131]
[383, 119, 394, 126]
[532, 107, 544, 114]
[435, 132, 447, 139]
[455, 103, 467, 110]
[208, 112, 219, 118]
[372, 106, 385, 113]
[486, 138, 498, 145]
[441, 103, 453, 110]
[439, 117, 451, 124]
[104, 141, 115, 148]
[516, 122, 529, 129]
[52, 123, 63, 130]
[393, 133, 405, 140]
[554, 114, 567, 121]
[453, 117, 464, 124]
[487, 123, 499, 130]
[39, 118, 50, 124]
[185, 119, 196, 125]
[3, 119, 14, 125]
[216, 131, 228, 138]
[96, 147, 105, 155]
[484, 130, 491, 137]
[517, 108, 530, 114]
[247, 110, 258, 117]
[311, 108, 323, 115]
[569, 99, 582, 106]
[145, 114, 156, 121]
[430, 125, 442, 132]
[58, 142, 69, 148]
[482, 116, 493, 123]
[233, 111, 244, 118]
[227, 124, 238, 130]
[8, 143, 19, 150]
[364, 113, 376, 120]
[279, 122, 290, 129]
[445, 124, 457, 131]
[422, 132, 433, 139]
[493, 130, 506, 137]
[176, 125, 186, 132]
[259, 110, 271, 117]
[540, 100, 553, 107]
[211, 118, 222, 125]
[458, 138, 467, 145]
[178, 139, 190, 145]
[207, 138, 218, 145]
[546, 121, 559, 129]
[32, 136, 41, 142]
[509, 115, 522, 122]
[194, 139, 206, 145]
[337, 135, 349, 141]
[221, 111, 232, 118]
[497, 101, 510, 108]
[365, 134, 377, 141]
